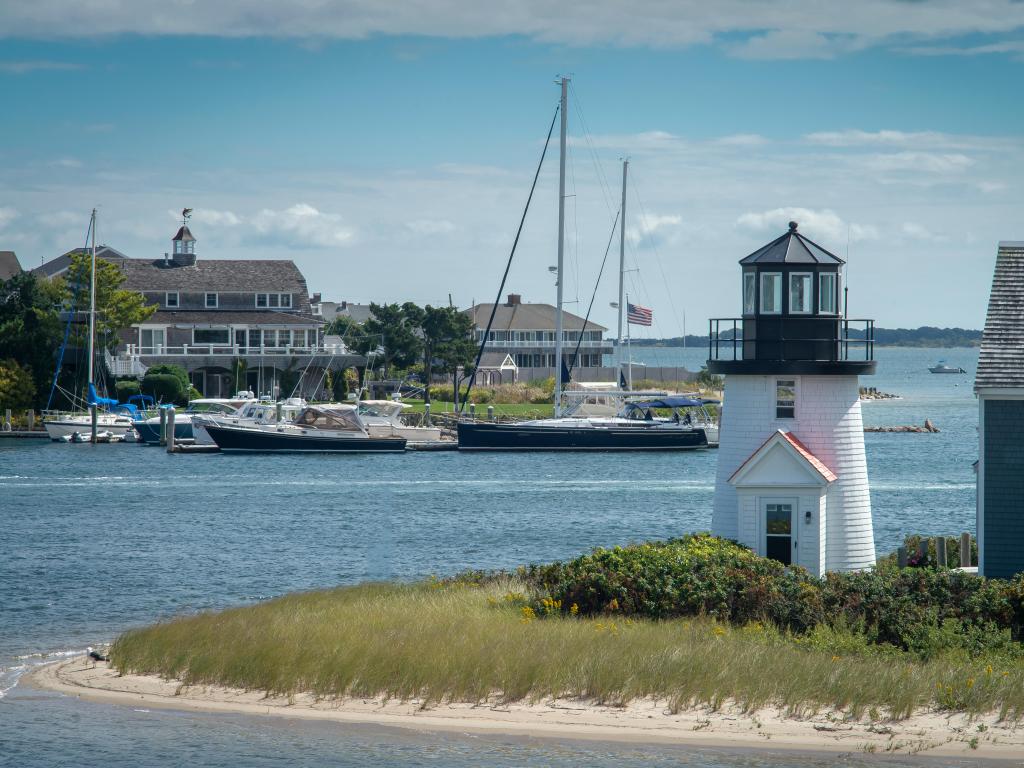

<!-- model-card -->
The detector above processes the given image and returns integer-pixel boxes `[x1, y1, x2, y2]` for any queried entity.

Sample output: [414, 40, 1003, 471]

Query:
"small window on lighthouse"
[790, 273, 812, 314]
[743, 273, 755, 314]
[760, 273, 782, 314]
[819, 273, 837, 314]
[776, 379, 796, 419]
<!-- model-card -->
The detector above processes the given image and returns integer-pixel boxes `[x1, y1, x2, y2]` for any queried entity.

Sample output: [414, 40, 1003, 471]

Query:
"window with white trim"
[205, 292, 218, 308]
[776, 379, 796, 419]
[256, 293, 268, 308]
[165, 292, 179, 308]
[819, 272, 837, 314]
[280, 293, 292, 308]
[760, 273, 782, 314]
[743, 272, 756, 314]
[789, 273, 812, 314]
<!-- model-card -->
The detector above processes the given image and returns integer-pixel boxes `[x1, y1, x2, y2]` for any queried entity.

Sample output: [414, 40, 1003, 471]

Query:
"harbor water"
[0, 347, 983, 767]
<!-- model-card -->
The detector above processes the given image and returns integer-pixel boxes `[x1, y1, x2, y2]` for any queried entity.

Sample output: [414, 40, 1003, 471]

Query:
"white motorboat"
[134, 396, 255, 445]
[357, 400, 442, 442]
[191, 398, 306, 446]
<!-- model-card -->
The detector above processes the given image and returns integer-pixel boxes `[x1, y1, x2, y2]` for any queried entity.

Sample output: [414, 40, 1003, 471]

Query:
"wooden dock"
[0, 430, 49, 439]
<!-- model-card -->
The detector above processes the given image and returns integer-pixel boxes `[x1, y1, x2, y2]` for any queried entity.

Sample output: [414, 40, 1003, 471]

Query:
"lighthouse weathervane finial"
[788, 220, 798, 232]
[182, 208, 193, 227]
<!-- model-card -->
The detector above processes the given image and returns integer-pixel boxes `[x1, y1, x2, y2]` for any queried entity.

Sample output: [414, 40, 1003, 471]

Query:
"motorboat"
[191, 398, 305, 446]
[357, 400, 442, 442]
[134, 396, 255, 445]
[202, 404, 407, 453]
[929, 360, 966, 374]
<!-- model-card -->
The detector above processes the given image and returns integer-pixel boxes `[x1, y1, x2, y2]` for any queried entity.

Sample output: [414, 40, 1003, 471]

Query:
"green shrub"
[114, 379, 141, 401]
[523, 534, 1024, 658]
[141, 374, 186, 404]
[0, 358, 35, 411]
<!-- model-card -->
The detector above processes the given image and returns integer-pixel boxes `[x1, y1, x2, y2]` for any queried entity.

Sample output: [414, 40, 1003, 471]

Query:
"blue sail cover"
[631, 396, 719, 408]
[87, 383, 119, 408]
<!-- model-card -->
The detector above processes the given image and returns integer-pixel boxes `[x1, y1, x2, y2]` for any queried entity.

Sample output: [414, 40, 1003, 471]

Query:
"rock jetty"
[865, 420, 940, 433]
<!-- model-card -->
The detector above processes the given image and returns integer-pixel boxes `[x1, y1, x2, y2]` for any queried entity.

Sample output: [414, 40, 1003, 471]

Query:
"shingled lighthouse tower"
[707, 222, 876, 575]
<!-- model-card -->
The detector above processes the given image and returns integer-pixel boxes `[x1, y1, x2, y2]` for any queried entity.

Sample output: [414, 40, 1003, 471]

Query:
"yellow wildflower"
[570, 603, 579, 616]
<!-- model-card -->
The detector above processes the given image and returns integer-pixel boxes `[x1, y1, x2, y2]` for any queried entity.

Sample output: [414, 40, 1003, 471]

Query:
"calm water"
[0, 347, 984, 767]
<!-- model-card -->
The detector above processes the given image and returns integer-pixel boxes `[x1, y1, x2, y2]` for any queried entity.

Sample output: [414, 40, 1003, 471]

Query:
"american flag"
[627, 302, 653, 326]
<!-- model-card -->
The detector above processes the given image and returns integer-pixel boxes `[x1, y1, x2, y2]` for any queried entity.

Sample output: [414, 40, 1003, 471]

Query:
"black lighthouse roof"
[172, 225, 196, 242]
[739, 221, 844, 265]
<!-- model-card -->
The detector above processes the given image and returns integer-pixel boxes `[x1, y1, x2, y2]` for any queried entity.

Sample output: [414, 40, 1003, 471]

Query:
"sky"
[2, 1, 1024, 336]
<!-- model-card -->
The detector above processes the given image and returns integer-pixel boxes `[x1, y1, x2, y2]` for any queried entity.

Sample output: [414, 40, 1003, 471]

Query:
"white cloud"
[5, 1, 1024, 60]
[0, 207, 17, 230]
[713, 134, 769, 147]
[736, 207, 879, 244]
[188, 208, 242, 227]
[904, 40, 1024, 58]
[250, 203, 354, 249]
[48, 157, 81, 168]
[901, 222, 947, 243]
[861, 152, 973, 174]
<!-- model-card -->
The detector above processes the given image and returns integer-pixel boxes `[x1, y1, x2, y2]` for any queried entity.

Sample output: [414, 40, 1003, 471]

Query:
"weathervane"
[181, 207, 193, 227]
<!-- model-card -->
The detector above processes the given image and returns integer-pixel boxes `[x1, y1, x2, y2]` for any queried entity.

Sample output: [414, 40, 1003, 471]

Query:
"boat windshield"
[188, 402, 239, 414]
[358, 402, 404, 419]
[295, 407, 364, 432]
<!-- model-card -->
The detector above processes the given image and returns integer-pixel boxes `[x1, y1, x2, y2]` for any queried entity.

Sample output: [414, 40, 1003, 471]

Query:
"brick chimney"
[505, 293, 521, 306]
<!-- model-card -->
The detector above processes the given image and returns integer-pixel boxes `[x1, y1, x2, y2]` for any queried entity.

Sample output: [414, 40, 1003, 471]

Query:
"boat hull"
[134, 419, 193, 445]
[43, 417, 133, 441]
[204, 424, 407, 453]
[456, 421, 708, 451]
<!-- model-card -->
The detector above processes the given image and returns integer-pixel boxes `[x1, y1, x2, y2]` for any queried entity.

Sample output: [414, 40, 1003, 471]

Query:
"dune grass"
[111, 580, 1024, 720]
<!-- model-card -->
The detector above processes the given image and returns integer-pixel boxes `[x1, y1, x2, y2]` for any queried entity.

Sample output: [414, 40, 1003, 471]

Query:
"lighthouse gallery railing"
[707, 317, 875, 363]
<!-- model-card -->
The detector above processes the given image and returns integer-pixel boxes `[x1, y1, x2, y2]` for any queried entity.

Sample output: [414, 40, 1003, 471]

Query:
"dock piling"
[27, 410, 34, 431]
[936, 537, 947, 568]
[424, 402, 431, 426]
[487, 405, 494, 422]
[469, 403, 476, 420]
[2, 409, 10, 432]
[961, 532, 972, 567]
[159, 408, 167, 446]
[89, 405, 97, 443]
[166, 407, 176, 453]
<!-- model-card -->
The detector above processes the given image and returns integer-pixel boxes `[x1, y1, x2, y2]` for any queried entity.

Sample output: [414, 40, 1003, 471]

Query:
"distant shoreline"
[26, 657, 1022, 760]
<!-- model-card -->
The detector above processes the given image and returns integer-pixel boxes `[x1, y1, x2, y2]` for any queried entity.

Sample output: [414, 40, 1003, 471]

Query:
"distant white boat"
[929, 360, 966, 374]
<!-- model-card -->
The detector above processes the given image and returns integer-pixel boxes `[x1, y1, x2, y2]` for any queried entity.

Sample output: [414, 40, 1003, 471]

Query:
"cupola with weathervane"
[706, 221, 877, 576]
[170, 207, 197, 267]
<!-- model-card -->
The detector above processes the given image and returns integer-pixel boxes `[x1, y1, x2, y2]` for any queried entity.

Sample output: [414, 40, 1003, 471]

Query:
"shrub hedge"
[522, 534, 1024, 656]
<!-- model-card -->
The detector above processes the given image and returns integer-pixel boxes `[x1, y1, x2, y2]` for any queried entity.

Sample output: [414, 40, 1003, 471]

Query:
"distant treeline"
[628, 326, 982, 349]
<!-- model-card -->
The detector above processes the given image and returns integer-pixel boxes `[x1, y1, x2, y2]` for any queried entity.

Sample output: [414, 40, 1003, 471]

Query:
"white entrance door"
[763, 499, 797, 565]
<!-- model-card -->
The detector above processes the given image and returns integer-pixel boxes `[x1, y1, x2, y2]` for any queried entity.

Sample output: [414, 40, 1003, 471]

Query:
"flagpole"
[626, 294, 633, 391]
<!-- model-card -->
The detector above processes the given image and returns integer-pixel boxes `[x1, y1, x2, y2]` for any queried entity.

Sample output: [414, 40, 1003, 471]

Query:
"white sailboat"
[44, 209, 134, 441]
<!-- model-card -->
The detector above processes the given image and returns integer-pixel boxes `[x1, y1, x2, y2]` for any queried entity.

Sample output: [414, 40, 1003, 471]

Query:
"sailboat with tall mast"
[43, 209, 134, 441]
[456, 81, 710, 451]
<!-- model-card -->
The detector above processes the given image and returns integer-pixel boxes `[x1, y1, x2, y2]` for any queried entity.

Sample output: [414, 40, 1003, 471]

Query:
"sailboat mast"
[553, 75, 569, 417]
[617, 159, 627, 387]
[87, 208, 97, 387]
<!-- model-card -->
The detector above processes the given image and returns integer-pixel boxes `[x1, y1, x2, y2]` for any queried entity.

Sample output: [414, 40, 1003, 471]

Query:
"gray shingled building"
[36, 225, 362, 398]
[0, 251, 22, 281]
[976, 240, 1024, 579]
[465, 293, 612, 382]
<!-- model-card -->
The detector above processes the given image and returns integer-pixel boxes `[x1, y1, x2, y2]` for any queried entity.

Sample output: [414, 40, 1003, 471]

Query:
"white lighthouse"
[708, 221, 876, 575]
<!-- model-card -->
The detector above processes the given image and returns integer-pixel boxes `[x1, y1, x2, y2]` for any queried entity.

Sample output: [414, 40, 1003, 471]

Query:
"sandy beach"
[25, 656, 1024, 760]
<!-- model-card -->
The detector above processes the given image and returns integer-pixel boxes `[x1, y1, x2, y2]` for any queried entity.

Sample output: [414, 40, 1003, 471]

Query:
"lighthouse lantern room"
[708, 221, 876, 575]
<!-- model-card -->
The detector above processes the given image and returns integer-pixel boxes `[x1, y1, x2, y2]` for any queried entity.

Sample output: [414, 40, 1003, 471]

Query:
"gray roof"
[739, 221, 844, 266]
[32, 246, 129, 279]
[147, 310, 320, 327]
[117, 257, 310, 300]
[465, 301, 606, 332]
[0, 251, 21, 280]
[977, 242, 1024, 390]
[172, 226, 196, 242]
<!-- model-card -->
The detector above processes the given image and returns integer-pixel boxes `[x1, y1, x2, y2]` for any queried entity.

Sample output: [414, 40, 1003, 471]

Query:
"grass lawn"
[403, 400, 554, 418]
[111, 580, 1024, 719]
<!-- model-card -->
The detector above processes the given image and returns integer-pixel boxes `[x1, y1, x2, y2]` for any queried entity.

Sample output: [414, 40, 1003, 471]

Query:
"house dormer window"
[256, 293, 268, 308]
[165, 292, 179, 308]
[280, 293, 292, 308]
[256, 292, 292, 309]
[205, 292, 218, 308]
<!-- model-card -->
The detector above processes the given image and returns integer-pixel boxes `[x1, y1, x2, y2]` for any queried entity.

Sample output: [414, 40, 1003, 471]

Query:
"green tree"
[419, 305, 476, 405]
[141, 363, 191, 405]
[61, 252, 156, 351]
[356, 302, 424, 379]
[0, 272, 64, 408]
[0, 358, 36, 411]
